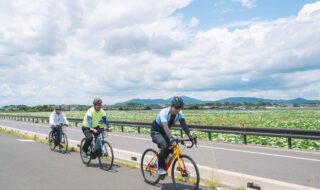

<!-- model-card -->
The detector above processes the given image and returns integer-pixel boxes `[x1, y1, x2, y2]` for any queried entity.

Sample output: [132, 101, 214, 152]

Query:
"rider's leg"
[52, 127, 59, 146]
[82, 127, 93, 153]
[151, 133, 170, 171]
[56, 125, 62, 145]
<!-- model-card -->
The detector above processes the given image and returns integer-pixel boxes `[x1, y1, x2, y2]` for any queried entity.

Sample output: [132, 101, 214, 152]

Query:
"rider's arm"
[102, 116, 110, 128]
[87, 116, 93, 128]
[161, 122, 173, 139]
[179, 118, 192, 138]
[49, 112, 55, 127]
[61, 112, 69, 125]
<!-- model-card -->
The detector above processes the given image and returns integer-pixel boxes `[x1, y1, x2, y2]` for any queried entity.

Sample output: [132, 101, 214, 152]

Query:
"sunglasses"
[174, 106, 182, 109]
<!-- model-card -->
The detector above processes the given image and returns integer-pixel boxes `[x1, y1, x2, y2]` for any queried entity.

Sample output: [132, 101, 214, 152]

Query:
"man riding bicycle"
[49, 105, 69, 149]
[81, 98, 112, 158]
[151, 96, 195, 175]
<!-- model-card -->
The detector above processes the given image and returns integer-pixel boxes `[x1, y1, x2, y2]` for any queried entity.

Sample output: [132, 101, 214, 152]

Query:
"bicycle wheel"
[141, 149, 161, 185]
[48, 131, 55, 151]
[59, 133, 68, 154]
[98, 140, 114, 171]
[171, 154, 200, 190]
[80, 138, 92, 165]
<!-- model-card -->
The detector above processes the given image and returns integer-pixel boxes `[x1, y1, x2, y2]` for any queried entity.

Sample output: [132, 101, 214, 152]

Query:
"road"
[0, 132, 197, 190]
[0, 119, 319, 189]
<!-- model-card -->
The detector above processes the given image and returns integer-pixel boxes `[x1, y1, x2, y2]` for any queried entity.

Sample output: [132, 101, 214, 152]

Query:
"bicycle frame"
[92, 131, 105, 153]
[146, 142, 187, 175]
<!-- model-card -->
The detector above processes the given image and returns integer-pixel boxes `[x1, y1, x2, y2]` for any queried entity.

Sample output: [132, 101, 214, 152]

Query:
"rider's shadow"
[161, 183, 203, 190]
[85, 162, 121, 173]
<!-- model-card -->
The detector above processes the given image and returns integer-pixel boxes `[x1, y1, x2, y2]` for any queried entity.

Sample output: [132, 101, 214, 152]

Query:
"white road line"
[2, 122, 320, 162]
[75, 130, 320, 162]
[17, 139, 34, 142]
[199, 145, 320, 162]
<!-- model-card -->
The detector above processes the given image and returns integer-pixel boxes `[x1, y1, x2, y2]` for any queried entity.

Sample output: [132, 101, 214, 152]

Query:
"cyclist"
[81, 98, 112, 158]
[49, 105, 69, 148]
[150, 96, 195, 175]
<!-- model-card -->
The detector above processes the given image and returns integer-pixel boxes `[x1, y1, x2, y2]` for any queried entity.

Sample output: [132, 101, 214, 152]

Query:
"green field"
[1, 109, 320, 150]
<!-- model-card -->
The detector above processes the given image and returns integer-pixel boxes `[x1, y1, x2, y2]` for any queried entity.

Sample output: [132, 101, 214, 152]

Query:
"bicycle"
[80, 128, 114, 171]
[141, 137, 200, 190]
[48, 123, 68, 154]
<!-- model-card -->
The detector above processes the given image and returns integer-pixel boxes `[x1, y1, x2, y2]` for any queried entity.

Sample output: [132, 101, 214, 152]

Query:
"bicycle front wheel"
[98, 140, 114, 171]
[171, 154, 200, 190]
[59, 133, 68, 154]
[141, 149, 161, 185]
[48, 131, 55, 151]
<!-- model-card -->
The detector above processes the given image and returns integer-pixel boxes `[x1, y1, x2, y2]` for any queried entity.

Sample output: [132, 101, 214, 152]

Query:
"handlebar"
[175, 136, 197, 148]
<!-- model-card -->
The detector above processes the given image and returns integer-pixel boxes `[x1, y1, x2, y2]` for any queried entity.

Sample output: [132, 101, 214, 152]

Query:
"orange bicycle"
[141, 137, 200, 190]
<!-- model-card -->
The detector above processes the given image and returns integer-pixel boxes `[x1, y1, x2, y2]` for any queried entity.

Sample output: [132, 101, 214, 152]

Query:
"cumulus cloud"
[0, 0, 320, 105]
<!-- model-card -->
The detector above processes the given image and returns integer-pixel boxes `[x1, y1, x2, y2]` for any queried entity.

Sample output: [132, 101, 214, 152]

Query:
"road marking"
[199, 145, 320, 162]
[17, 139, 34, 142]
[2, 122, 320, 162]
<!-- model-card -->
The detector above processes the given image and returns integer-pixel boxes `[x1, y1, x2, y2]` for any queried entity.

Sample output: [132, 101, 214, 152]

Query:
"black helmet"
[55, 105, 62, 110]
[93, 98, 102, 105]
[171, 96, 184, 109]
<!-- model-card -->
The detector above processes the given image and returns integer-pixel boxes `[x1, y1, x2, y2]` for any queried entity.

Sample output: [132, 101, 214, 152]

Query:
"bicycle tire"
[141, 149, 161, 185]
[98, 140, 114, 171]
[171, 154, 200, 190]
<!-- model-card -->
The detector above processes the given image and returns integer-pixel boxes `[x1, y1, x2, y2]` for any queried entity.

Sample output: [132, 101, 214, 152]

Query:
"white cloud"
[189, 17, 199, 28]
[0, 0, 320, 105]
[233, 0, 256, 8]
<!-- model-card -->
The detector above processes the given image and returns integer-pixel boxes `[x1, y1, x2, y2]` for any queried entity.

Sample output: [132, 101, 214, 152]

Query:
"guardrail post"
[288, 137, 292, 149]
[76, 122, 78, 127]
[208, 132, 212, 141]
[121, 125, 124, 132]
[243, 134, 247, 144]
[138, 126, 141, 134]
[180, 129, 183, 138]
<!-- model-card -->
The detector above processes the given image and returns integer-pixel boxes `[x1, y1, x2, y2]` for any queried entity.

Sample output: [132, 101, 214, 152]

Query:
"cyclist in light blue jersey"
[150, 96, 195, 175]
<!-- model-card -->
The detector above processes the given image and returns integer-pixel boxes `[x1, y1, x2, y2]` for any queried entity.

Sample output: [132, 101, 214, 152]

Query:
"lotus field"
[4, 109, 320, 150]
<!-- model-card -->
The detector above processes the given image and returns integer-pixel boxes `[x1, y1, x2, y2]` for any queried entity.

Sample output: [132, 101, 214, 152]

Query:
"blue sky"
[176, 0, 317, 29]
[0, 0, 320, 105]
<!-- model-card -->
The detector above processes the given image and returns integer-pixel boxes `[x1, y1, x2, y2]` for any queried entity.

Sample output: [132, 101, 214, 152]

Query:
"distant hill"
[117, 96, 203, 105]
[114, 96, 320, 105]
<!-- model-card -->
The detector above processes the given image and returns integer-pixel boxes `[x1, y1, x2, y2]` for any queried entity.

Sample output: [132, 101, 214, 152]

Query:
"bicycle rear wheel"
[141, 149, 161, 185]
[80, 138, 92, 165]
[48, 131, 55, 151]
[171, 154, 200, 190]
[59, 133, 68, 154]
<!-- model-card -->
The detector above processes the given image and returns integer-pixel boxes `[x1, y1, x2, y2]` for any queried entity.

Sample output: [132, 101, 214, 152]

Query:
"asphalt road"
[0, 132, 201, 190]
[0, 119, 319, 188]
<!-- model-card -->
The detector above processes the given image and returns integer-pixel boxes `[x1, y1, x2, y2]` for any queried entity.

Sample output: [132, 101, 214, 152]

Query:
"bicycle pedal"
[160, 175, 166, 180]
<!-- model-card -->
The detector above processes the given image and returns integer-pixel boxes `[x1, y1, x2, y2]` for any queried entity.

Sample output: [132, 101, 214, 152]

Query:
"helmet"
[93, 98, 102, 105]
[171, 96, 184, 109]
[55, 105, 62, 110]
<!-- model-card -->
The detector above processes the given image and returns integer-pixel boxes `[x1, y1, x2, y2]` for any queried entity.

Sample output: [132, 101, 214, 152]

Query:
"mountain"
[119, 96, 203, 105]
[114, 96, 320, 105]
[216, 97, 273, 103]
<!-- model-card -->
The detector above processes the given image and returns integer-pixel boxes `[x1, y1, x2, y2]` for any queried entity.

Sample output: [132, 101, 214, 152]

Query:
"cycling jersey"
[82, 107, 110, 128]
[155, 107, 185, 127]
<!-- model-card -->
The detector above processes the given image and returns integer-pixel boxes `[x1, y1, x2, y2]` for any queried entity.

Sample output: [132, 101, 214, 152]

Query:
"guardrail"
[1, 114, 319, 149]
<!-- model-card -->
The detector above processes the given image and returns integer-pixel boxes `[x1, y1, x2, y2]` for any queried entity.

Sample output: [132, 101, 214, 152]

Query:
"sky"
[0, 0, 320, 105]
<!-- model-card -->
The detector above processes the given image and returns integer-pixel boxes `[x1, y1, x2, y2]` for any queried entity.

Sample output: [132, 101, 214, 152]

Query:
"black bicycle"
[48, 123, 68, 153]
[80, 128, 114, 171]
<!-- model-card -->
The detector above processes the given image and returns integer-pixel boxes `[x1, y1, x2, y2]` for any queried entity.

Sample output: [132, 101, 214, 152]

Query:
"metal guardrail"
[1, 114, 319, 149]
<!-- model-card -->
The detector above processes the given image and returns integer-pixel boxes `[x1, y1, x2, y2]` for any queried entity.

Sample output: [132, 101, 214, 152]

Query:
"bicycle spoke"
[141, 149, 161, 185]
[98, 141, 114, 171]
[172, 155, 200, 190]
